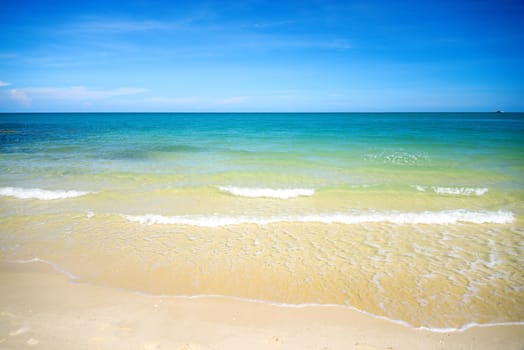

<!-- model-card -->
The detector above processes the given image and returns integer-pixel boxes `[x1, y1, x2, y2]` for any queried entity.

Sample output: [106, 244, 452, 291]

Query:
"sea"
[0, 112, 523, 331]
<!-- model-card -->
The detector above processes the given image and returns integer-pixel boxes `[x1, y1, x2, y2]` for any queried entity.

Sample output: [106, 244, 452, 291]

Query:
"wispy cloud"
[6, 86, 146, 106]
[215, 96, 249, 105]
[227, 34, 353, 51]
[73, 19, 176, 33]
[249, 20, 295, 29]
[146, 96, 200, 105]
[0, 81, 11, 87]
[271, 38, 352, 50]
[64, 16, 352, 54]
[0, 53, 17, 60]
[68, 15, 205, 35]
[146, 95, 250, 107]
[7, 89, 31, 106]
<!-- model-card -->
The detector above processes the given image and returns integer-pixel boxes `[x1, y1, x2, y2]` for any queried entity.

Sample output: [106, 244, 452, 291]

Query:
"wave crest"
[415, 186, 488, 196]
[218, 186, 315, 199]
[124, 210, 514, 227]
[0, 187, 91, 200]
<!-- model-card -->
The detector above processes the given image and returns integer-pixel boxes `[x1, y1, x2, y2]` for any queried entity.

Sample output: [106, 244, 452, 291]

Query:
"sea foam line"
[0, 187, 91, 200]
[415, 186, 488, 196]
[10, 258, 523, 333]
[147, 293, 524, 333]
[12, 258, 79, 280]
[124, 210, 514, 227]
[218, 186, 315, 199]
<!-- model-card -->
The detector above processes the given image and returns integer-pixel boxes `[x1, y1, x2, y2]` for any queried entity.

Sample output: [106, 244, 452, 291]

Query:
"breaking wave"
[0, 187, 91, 200]
[124, 210, 513, 227]
[218, 186, 315, 199]
[415, 186, 488, 196]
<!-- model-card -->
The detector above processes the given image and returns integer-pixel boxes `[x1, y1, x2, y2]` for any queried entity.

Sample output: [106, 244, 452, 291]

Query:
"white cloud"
[6, 86, 146, 105]
[0, 81, 11, 87]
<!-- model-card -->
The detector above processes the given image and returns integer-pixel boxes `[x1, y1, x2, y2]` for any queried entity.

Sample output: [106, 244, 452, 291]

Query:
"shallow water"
[1, 113, 523, 329]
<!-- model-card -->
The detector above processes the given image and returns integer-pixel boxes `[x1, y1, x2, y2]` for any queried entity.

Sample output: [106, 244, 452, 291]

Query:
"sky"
[0, 0, 523, 112]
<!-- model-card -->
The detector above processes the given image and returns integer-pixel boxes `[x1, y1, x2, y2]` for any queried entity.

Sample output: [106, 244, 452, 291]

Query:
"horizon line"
[0, 111, 520, 114]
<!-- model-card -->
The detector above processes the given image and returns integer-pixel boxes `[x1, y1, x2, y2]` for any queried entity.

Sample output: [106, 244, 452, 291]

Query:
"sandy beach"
[2, 0, 524, 343]
[0, 261, 522, 350]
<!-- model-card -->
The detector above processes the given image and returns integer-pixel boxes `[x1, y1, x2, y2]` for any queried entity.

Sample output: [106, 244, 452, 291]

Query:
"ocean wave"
[415, 186, 488, 196]
[124, 210, 514, 227]
[0, 187, 91, 200]
[218, 186, 315, 199]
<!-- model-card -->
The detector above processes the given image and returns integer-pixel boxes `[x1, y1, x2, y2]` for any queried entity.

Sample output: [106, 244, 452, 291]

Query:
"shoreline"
[1, 262, 523, 349]
[10, 257, 524, 333]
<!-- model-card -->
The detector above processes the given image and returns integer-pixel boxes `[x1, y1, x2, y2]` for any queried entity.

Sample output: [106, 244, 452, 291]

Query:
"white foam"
[415, 186, 488, 196]
[124, 210, 514, 227]
[0, 187, 91, 200]
[432, 187, 488, 196]
[13, 258, 78, 280]
[218, 186, 315, 199]
[415, 185, 426, 192]
[366, 151, 428, 165]
[416, 321, 524, 333]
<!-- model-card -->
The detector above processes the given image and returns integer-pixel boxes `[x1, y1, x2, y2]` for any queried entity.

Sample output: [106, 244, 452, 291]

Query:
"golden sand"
[2, 212, 522, 329]
[0, 262, 523, 350]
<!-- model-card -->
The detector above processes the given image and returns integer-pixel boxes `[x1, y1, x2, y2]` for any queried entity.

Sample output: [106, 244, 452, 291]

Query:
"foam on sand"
[218, 186, 315, 199]
[124, 209, 514, 227]
[0, 187, 91, 200]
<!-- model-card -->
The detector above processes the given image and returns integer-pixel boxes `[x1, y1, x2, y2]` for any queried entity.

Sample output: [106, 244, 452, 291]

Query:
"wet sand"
[0, 262, 522, 350]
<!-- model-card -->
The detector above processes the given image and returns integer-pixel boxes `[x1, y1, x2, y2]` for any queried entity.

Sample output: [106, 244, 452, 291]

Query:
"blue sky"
[0, 0, 523, 112]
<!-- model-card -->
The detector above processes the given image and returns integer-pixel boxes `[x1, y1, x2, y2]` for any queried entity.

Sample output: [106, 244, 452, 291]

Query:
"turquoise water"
[1, 113, 523, 329]
[2, 113, 523, 192]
